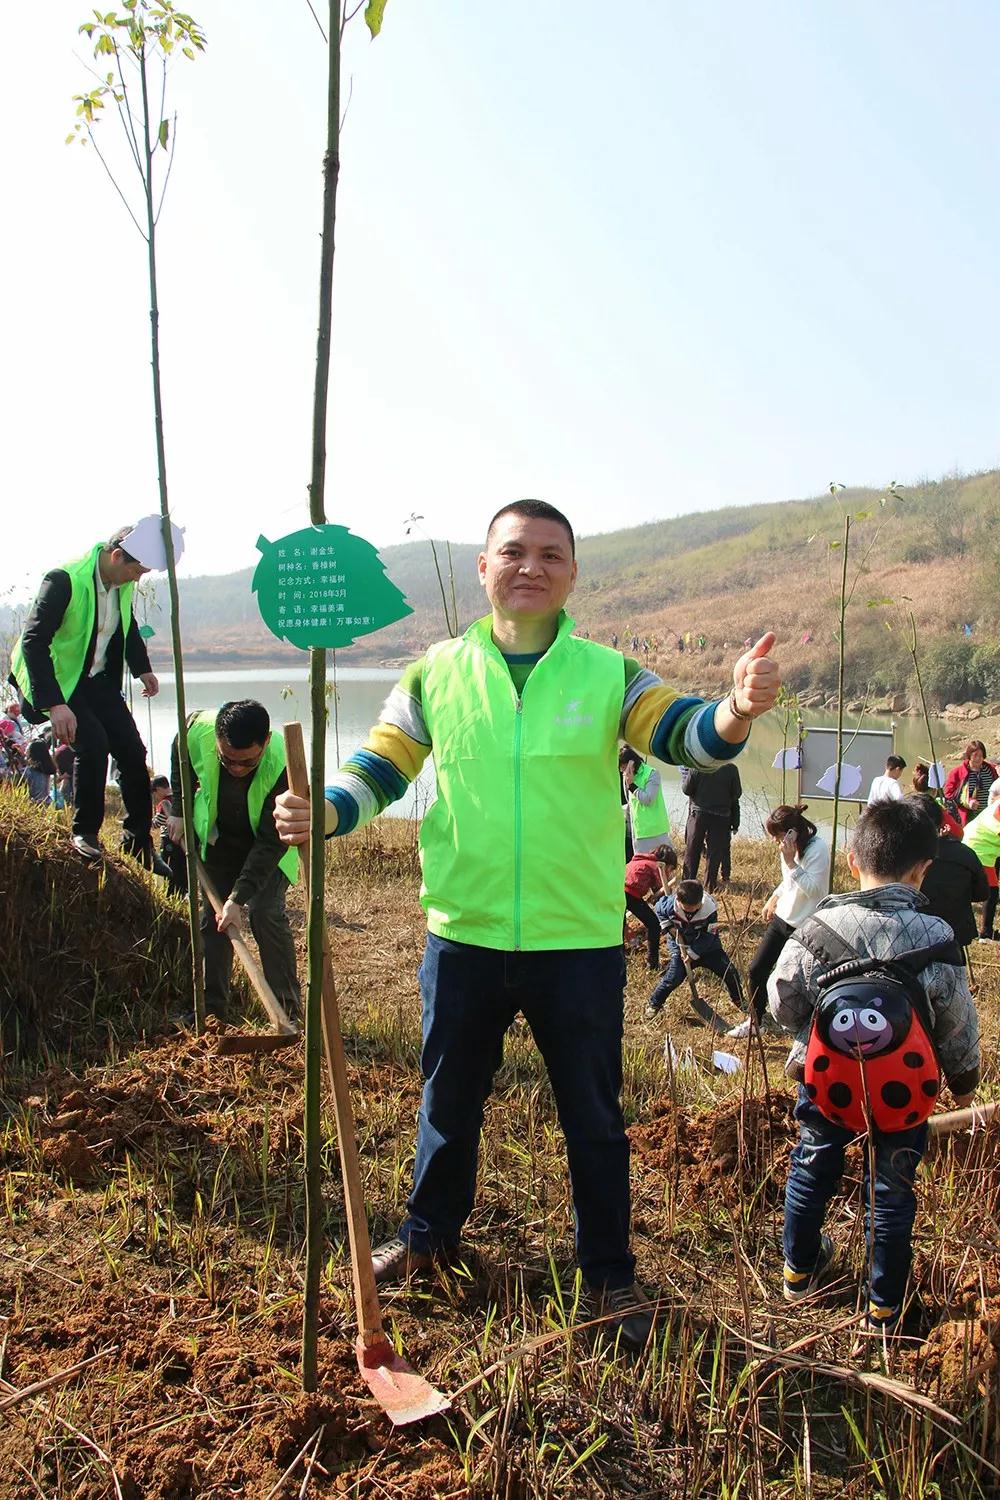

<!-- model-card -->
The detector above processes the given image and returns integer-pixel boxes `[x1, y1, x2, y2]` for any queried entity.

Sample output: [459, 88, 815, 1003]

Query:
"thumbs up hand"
[731, 632, 780, 719]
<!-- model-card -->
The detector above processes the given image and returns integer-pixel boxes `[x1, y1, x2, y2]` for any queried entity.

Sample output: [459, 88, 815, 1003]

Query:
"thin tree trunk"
[302, 0, 341, 1395]
[908, 611, 939, 788]
[829, 514, 850, 891]
[139, 47, 205, 1027]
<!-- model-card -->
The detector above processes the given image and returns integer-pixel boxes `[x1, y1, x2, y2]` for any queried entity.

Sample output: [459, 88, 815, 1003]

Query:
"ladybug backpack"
[796, 917, 957, 1133]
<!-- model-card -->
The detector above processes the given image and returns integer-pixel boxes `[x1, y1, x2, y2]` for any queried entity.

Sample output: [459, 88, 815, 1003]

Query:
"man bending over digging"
[275, 499, 780, 1353]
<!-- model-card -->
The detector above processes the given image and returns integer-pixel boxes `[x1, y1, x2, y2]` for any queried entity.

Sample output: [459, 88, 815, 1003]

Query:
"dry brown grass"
[1, 801, 999, 1496]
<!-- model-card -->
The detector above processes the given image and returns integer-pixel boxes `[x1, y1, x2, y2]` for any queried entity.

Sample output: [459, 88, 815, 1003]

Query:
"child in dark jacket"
[646, 879, 745, 1018]
[768, 798, 980, 1342]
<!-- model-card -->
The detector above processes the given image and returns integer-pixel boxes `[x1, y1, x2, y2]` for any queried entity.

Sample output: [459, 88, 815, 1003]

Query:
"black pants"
[625, 894, 660, 966]
[982, 887, 999, 939]
[683, 808, 732, 891]
[161, 835, 189, 898]
[68, 673, 151, 846]
[747, 915, 795, 1020]
[201, 863, 301, 1022]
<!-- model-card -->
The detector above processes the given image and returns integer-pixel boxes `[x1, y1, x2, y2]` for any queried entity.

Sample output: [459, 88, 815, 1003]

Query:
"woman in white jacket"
[728, 803, 830, 1039]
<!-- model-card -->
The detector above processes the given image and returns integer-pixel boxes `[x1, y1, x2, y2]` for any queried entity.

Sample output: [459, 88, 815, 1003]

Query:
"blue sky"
[3, 1, 998, 597]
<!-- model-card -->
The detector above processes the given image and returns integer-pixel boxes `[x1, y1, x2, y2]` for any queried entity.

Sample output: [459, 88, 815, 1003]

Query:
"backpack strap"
[797, 917, 961, 982]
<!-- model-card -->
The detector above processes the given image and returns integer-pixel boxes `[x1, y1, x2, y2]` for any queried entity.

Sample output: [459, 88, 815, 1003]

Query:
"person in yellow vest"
[274, 499, 781, 1353]
[8, 519, 176, 866]
[167, 701, 301, 1024]
[619, 745, 669, 857]
[962, 780, 1000, 940]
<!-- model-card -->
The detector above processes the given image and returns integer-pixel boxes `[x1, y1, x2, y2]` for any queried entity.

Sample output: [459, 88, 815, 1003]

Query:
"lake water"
[134, 667, 972, 845]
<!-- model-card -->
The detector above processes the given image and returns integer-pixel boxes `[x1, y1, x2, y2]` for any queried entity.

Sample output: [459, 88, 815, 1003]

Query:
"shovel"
[195, 860, 300, 1056]
[284, 723, 450, 1426]
[674, 930, 728, 1033]
[927, 1099, 1000, 1142]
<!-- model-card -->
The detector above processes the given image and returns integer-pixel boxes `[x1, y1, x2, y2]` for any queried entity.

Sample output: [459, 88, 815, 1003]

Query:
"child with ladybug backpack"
[767, 797, 980, 1342]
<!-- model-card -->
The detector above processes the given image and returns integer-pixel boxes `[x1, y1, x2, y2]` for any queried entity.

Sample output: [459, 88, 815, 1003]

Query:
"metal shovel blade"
[213, 1029, 300, 1057]
[355, 1336, 451, 1427]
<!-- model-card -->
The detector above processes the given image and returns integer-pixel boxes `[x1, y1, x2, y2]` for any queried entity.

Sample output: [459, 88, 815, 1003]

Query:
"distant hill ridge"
[6, 471, 1000, 704]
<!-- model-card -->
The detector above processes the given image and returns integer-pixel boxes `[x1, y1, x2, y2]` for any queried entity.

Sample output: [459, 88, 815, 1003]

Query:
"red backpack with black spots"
[796, 917, 957, 1134]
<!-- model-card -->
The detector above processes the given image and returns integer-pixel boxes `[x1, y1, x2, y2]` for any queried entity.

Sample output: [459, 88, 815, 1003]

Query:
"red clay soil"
[629, 1092, 797, 1200]
[0, 1036, 459, 1498]
[0, 1274, 463, 1498]
[913, 1299, 1000, 1405]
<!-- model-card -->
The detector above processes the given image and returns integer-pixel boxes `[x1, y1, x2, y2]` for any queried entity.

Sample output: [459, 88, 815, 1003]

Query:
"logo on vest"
[553, 698, 593, 728]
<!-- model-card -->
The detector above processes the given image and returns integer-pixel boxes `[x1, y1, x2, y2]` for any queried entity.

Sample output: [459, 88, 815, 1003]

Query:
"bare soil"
[2, 805, 1000, 1495]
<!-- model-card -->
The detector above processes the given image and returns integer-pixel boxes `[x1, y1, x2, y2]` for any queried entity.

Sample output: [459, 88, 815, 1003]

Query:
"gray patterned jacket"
[767, 885, 981, 1096]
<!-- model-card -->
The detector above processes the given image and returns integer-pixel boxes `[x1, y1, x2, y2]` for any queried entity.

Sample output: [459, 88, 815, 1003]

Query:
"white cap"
[118, 514, 185, 571]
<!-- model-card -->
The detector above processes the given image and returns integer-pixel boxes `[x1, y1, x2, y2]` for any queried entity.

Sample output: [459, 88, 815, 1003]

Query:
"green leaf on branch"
[853, 510, 871, 521]
[158, 117, 169, 148]
[365, 0, 389, 37]
[866, 597, 893, 608]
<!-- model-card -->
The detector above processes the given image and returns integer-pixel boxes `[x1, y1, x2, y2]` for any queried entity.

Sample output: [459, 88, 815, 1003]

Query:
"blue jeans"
[649, 937, 744, 1010]
[783, 1087, 928, 1313]
[400, 935, 634, 1290]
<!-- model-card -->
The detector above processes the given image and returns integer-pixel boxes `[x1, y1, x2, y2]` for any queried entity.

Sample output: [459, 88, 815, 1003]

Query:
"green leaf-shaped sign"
[253, 525, 412, 651]
[139, 623, 155, 639]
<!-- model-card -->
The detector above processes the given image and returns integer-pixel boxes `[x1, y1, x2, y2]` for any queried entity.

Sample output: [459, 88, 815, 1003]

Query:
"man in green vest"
[9, 520, 171, 866]
[274, 499, 780, 1353]
[166, 700, 301, 1024]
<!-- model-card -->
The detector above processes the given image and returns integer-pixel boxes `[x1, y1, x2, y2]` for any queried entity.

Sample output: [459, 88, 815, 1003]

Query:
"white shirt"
[89, 559, 120, 678]
[867, 773, 903, 806]
[771, 835, 830, 927]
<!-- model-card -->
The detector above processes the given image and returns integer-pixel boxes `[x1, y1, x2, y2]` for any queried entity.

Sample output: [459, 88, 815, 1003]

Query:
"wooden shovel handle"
[195, 860, 296, 1036]
[283, 723, 385, 1347]
[927, 1099, 1000, 1138]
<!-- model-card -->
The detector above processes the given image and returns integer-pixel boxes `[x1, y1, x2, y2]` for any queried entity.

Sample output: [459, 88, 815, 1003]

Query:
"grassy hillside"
[5, 470, 1000, 703]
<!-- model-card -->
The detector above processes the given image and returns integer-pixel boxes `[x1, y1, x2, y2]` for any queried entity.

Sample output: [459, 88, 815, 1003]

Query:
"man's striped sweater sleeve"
[619, 658, 745, 768]
[323, 658, 432, 834]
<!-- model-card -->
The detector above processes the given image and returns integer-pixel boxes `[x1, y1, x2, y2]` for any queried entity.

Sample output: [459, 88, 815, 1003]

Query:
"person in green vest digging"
[9, 519, 173, 868]
[167, 701, 301, 1025]
[620, 744, 670, 858]
[274, 499, 781, 1354]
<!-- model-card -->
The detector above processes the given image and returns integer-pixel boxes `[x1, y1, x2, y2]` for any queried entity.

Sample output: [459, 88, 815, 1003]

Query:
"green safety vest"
[630, 760, 667, 839]
[11, 543, 136, 711]
[187, 711, 299, 885]
[419, 612, 625, 950]
[963, 804, 1000, 871]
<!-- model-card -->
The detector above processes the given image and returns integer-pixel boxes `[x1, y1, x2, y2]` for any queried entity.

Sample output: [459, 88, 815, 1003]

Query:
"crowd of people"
[2, 501, 992, 1356]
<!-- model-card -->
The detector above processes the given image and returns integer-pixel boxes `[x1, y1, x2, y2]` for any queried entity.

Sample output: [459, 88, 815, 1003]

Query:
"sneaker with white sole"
[72, 834, 104, 863]
[783, 1232, 835, 1303]
[727, 1014, 780, 1040]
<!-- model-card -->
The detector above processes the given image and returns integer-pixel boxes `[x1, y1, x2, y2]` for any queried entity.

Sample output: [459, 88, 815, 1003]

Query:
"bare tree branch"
[154, 111, 179, 226]
[85, 125, 148, 240]
[113, 39, 146, 179]
[304, 0, 328, 42]
[339, 73, 354, 132]
[342, 0, 365, 33]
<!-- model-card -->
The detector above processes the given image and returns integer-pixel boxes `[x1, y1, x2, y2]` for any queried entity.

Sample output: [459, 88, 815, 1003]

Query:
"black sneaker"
[587, 1282, 655, 1354]
[122, 839, 172, 879]
[783, 1232, 835, 1303]
[72, 834, 104, 863]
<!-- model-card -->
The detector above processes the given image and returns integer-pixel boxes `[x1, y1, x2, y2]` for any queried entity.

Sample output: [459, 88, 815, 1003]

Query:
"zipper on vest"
[513, 695, 523, 949]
